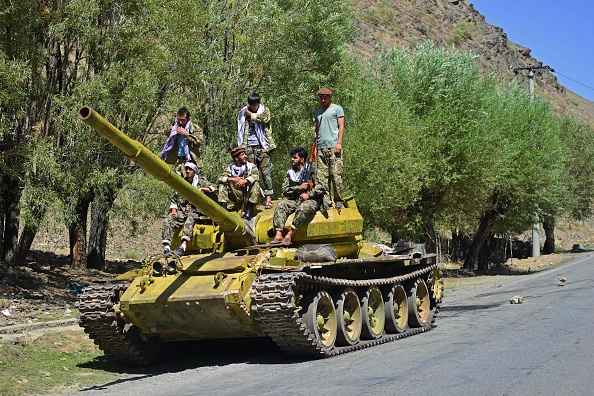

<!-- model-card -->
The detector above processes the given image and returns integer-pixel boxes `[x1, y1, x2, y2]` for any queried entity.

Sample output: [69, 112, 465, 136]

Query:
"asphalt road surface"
[87, 254, 594, 396]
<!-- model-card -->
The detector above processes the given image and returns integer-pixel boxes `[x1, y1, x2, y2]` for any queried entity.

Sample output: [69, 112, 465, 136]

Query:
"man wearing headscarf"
[162, 162, 216, 257]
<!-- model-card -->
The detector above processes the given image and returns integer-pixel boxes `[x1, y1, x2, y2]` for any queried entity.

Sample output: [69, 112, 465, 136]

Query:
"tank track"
[251, 263, 440, 357]
[78, 282, 162, 365]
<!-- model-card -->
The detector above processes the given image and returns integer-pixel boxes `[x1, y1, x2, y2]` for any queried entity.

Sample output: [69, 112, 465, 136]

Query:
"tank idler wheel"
[360, 286, 385, 339]
[428, 268, 444, 304]
[332, 287, 362, 346]
[407, 278, 430, 327]
[302, 290, 337, 350]
[383, 283, 409, 334]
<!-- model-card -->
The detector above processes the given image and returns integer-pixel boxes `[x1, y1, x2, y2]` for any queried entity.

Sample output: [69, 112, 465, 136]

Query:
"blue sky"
[470, 0, 594, 104]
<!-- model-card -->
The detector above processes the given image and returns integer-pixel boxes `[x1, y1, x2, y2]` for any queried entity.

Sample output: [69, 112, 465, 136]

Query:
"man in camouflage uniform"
[162, 162, 216, 257]
[160, 106, 204, 177]
[217, 147, 261, 220]
[271, 147, 328, 246]
[237, 93, 276, 209]
[314, 87, 345, 209]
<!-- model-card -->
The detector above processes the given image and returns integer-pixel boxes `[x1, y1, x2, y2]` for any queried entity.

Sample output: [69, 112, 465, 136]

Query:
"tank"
[77, 106, 444, 364]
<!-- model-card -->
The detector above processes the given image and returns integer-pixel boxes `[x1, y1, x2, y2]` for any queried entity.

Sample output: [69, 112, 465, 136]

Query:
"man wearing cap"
[271, 147, 328, 246]
[314, 87, 345, 209]
[162, 162, 216, 257]
[159, 107, 204, 177]
[217, 147, 261, 220]
[237, 92, 276, 209]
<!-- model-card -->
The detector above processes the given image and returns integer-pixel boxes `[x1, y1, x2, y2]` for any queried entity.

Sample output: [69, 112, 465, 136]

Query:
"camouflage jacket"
[217, 161, 260, 186]
[169, 175, 215, 215]
[282, 168, 327, 203]
[163, 121, 204, 168]
[238, 105, 276, 152]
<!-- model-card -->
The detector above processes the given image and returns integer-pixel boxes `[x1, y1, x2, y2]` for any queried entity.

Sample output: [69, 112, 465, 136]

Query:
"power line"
[356, 3, 594, 107]
[356, 16, 417, 46]
[552, 71, 594, 93]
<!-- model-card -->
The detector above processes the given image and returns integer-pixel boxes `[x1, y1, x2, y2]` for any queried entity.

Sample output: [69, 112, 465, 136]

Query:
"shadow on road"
[77, 337, 307, 384]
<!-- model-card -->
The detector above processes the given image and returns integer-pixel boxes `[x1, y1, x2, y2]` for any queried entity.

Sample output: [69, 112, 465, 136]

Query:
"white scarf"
[287, 167, 304, 183]
[237, 104, 268, 150]
[230, 163, 247, 178]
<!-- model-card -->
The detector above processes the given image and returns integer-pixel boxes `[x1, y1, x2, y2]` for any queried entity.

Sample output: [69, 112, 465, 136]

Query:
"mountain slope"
[349, 0, 594, 126]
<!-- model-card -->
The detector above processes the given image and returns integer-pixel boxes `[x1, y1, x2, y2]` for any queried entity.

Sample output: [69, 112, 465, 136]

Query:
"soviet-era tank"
[77, 106, 443, 365]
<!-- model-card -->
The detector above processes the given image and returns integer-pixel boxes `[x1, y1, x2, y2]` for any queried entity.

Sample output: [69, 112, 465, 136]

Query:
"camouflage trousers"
[273, 199, 320, 231]
[218, 180, 261, 206]
[317, 148, 344, 203]
[246, 146, 273, 197]
[161, 211, 200, 245]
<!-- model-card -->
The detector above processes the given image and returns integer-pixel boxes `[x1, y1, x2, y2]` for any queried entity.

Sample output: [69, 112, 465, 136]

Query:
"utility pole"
[512, 64, 554, 258]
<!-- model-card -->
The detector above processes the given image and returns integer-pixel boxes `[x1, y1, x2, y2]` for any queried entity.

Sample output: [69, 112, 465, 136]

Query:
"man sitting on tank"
[271, 147, 328, 246]
[162, 162, 216, 257]
[217, 146, 261, 220]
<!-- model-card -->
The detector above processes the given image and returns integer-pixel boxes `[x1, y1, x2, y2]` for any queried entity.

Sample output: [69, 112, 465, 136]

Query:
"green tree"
[0, 0, 356, 268]
[345, 43, 567, 270]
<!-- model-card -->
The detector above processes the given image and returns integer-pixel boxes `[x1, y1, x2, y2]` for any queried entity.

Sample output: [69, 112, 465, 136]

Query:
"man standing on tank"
[160, 107, 203, 177]
[217, 147, 261, 220]
[271, 147, 328, 246]
[237, 93, 276, 209]
[314, 87, 345, 209]
[162, 162, 216, 258]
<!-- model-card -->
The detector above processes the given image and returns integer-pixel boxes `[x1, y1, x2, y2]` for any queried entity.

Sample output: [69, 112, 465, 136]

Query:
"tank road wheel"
[360, 286, 385, 339]
[407, 278, 430, 327]
[333, 288, 362, 346]
[383, 283, 409, 334]
[302, 290, 337, 351]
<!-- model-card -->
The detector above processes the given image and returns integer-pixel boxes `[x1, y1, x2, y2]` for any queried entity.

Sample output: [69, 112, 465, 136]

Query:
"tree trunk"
[463, 210, 498, 271]
[542, 220, 555, 254]
[2, 177, 21, 262]
[87, 204, 108, 270]
[8, 227, 37, 266]
[423, 224, 437, 254]
[69, 198, 90, 269]
[87, 189, 117, 270]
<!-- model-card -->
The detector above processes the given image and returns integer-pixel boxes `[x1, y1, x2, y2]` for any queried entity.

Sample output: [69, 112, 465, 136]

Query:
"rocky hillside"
[349, 0, 594, 126]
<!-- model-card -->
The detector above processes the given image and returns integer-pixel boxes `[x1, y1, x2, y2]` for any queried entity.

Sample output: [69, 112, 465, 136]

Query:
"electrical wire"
[354, 2, 594, 107]
[552, 71, 594, 93]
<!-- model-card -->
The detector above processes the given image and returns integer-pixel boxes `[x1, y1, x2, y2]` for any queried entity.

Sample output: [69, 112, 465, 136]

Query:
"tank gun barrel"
[78, 106, 248, 240]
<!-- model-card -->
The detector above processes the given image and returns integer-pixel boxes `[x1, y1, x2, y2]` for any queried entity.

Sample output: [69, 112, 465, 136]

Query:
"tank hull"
[79, 244, 443, 364]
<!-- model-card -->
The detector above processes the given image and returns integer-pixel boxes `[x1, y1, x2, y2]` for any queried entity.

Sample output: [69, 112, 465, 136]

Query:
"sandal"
[265, 201, 273, 209]
[271, 236, 284, 244]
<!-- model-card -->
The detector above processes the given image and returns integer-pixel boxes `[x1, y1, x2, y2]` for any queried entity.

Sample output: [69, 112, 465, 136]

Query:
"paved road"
[87, 254, 594, 396]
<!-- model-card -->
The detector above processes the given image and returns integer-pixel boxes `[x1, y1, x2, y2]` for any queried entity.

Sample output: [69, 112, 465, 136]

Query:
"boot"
[242, 202, 254, 220]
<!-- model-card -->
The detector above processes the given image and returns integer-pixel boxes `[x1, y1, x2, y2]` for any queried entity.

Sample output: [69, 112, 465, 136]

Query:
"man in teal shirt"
[314, 87, 345, 209]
